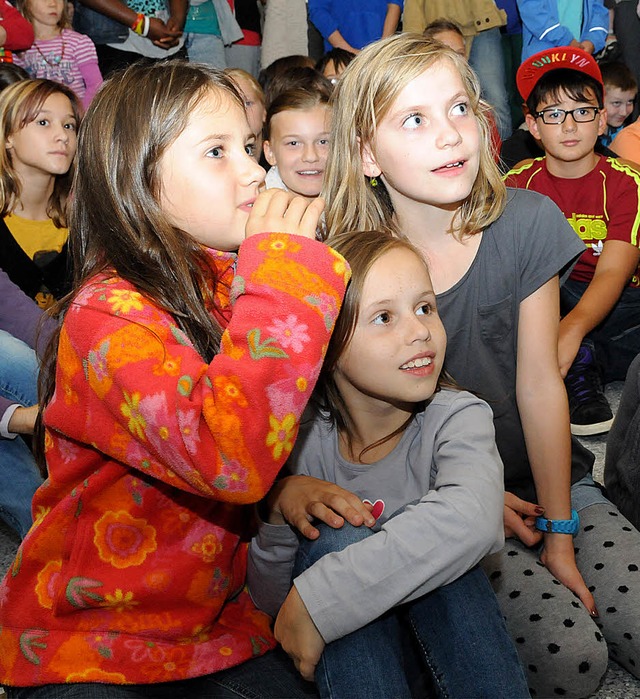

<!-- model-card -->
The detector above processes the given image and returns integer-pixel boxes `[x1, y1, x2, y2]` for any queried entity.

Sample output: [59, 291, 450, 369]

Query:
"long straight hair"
[315, 229, 454, 460]
[0, 79, 81, 227]
[36, 62, 248, 472]
[323, 33, 507, 240]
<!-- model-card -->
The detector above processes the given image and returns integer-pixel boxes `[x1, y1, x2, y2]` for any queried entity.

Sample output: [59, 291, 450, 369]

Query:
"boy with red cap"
[505, 46, 640, 437]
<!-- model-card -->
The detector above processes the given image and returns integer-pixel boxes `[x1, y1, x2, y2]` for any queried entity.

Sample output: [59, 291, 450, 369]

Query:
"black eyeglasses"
[534, 107, 600, 125]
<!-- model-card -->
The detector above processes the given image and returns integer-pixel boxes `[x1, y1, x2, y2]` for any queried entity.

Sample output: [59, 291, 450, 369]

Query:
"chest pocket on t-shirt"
[478, 294, 515, 345]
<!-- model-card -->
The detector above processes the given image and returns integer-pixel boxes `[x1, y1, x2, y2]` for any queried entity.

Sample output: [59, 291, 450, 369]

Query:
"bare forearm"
[381, 3, 401, 37]
[518, 379, 572, 519]
[561, 271, 630, 340]
[327, 29, 357, 52]
[77, 0, 137, 26]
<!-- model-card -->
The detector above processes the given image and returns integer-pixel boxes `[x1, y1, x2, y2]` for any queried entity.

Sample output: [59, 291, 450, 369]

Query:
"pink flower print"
[124, 638, 166, 663]
[57, 438, 79, 464]
[266, 360, 321, 419]
[306, 292, 340, 331]
[87, 340, 110, 382]
[267, 315, 310, 354]
[219, 459, 248, 492]
[177, 408, 201, 455]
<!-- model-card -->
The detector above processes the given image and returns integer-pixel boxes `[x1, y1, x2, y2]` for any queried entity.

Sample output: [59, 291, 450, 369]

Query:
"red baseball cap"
[516, 46, 603, 101]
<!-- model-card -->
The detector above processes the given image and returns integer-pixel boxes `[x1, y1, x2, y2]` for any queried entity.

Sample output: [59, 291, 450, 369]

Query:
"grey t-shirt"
[436, 188, 591, 502]
[248, 389, 505, 643]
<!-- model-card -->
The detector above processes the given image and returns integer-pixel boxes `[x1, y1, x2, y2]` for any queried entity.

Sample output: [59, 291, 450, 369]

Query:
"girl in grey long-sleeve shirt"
[248, 231, 529, 699]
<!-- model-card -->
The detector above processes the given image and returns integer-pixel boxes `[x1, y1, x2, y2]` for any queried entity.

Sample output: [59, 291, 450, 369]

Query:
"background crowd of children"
[0, 0, 640, 697]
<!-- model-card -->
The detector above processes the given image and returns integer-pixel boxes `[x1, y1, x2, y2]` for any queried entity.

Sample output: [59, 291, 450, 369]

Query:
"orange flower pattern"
[0, 234, 349, 686]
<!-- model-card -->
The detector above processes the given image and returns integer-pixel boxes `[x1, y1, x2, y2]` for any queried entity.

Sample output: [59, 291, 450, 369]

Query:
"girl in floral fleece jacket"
[0, 61, 348, 698]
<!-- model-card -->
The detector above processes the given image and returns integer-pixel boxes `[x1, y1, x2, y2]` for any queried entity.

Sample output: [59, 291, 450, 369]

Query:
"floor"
[0, 384, 638, 698]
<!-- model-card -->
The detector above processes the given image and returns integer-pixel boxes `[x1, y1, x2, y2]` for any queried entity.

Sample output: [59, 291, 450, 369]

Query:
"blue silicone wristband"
[535, 509, 580, 535]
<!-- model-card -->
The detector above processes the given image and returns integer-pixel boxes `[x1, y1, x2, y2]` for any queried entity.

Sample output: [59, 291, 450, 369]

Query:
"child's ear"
[598, 108, 608, 137]
[525, 113, 540, 140]
[360, 140, 382, 178]
[263, 140, 276, 167]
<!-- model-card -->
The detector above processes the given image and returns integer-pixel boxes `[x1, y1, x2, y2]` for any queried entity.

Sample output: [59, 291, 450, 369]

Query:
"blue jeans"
[4, 648, 318, 698]
[561, 278, 640, 383]
[295, 523, 530, 699]
[0, 330, 43, 538]
[469, 27, 513, 140]
[185, 32, 227, 68]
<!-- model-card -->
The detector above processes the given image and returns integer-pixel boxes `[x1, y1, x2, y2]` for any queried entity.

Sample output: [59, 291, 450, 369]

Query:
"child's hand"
[246, 189, 325, 240]
[541, 535, 598, 617]
[148, 17, 182, 48]
[274, 585, 325, 681]
[503, 491, 544, 546]
[267, 475, 376, 539]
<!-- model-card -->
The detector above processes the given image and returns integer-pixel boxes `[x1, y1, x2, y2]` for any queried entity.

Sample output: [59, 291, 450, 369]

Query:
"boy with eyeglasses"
[506, 46, 640, 437]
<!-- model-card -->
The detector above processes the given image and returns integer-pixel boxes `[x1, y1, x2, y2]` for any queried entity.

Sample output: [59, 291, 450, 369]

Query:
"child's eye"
[452, 102, 469, 116]
[64, 122, 76, 131]
[318, 138, 329, 146]
[245, 100, 255, 108]
[286, 140, 299, 147]
[372, 311, 391, 325]
[402, 114, 423, 129]
[36, 119, 49, 126]
[416, 303, 433, 316]
[245, 143, 255, 157]
[206, 146, 223, 158]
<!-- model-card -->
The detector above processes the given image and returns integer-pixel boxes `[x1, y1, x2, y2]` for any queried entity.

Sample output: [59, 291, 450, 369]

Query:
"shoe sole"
[570, 418, 614, 436]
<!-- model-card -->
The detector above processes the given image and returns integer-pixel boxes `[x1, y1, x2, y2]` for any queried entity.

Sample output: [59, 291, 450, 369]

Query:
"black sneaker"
[565, 342, 613, 436]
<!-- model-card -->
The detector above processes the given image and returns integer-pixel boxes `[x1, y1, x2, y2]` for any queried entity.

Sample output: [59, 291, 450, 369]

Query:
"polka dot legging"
[482, 503, 640, 698]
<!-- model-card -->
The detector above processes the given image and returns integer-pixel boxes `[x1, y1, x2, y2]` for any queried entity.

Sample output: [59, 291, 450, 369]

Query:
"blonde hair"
[324, 33, 506, 240]
[18, 0, 70, 29]
[225, 68, 265, 107]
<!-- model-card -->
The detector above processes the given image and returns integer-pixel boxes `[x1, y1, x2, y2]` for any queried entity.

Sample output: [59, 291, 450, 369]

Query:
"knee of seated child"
[294, 522, 374, 573]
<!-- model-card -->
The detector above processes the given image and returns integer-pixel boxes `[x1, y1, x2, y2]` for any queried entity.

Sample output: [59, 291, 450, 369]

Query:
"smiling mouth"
[400, 356, 432, 370]
[433, 161, 464, 172]
[297, 170, 323, 176]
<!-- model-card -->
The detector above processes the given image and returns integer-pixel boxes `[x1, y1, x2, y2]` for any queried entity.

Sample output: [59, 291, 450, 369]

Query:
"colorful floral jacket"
[0, 232, 349, 687]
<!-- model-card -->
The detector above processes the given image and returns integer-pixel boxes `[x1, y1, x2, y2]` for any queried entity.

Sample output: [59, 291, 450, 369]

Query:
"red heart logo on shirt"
[363, 499, 385, 520]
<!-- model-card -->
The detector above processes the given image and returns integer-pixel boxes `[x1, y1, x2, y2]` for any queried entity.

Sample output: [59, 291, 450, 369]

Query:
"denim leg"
[561, 279, 640, 382]
[0, 330, 39, 406]
[5, 650, 318, 699]
[294, 523, 412, 699]
[404, 566, 530, 698]
[469, 28, 513, 140]
[0, 330, 42, 537]
[185, 33, 227, 69]
[224, 44, 261, 79]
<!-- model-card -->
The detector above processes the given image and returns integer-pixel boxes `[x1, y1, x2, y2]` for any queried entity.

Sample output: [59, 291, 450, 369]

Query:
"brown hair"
[35, 62, 246, 472]
[423, 18, 464, 40]
[18, 0, 71, 29]
[264, 83, 332, 141]
[316, 229, 453, 460]
[323, 33, 506, 241]
[0, 78, 80, 227]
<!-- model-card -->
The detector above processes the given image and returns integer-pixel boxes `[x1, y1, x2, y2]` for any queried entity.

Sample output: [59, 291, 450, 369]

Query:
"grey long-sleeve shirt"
[248, 388, 505, 644]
